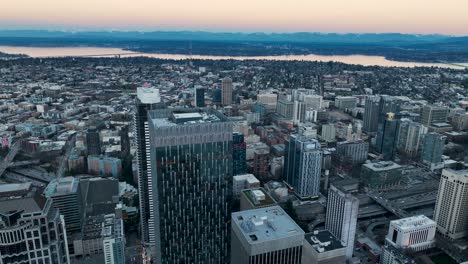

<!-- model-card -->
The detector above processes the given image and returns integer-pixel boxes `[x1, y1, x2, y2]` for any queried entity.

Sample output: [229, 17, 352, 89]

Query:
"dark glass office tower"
[375, 113, 399, 160]
[232, 132, 246, 175]
[195, 88, 205, 107]
[134, 87, 165, 249]
[148, 108, 233, 264]
[86, 127, 101, 156]
[119, 124, 130, 158]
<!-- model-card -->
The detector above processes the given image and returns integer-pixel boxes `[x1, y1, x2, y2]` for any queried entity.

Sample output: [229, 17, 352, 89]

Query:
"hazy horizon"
[2, 0, 468, 36]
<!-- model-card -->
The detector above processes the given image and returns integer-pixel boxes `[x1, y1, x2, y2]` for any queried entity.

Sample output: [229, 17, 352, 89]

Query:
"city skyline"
[1, 0, 468, 35]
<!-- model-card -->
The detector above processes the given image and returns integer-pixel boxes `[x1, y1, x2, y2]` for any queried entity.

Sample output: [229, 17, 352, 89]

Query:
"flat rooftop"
[0, 182, 31, 194]
[44, 177, 80, 197]
[242, 188, 276, 207]
[305, 230, 344, 252]
[363, 161, 402, 171]
[232, 206, 304, 244]
[390, 215, 436, 230]
[151, 109, 226, 127]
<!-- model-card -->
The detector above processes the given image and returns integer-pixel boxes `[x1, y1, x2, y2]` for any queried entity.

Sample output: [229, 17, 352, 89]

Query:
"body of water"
[0, 46, 466, 69]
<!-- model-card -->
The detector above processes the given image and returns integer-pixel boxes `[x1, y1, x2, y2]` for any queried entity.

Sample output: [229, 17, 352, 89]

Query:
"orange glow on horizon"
[1, 0, 468, 35]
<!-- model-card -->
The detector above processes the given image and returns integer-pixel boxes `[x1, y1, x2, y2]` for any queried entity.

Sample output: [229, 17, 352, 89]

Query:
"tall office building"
[325, 184, 359, 259]
[335, 96, 357, 110]
[396, 119, 427, 158]
[102, 214, 126, 264]
[321, 123, 337, 143]
[276, 99, 294, 119]
[385, 215, 436, 252]
[380, 96, 401, 120]
[119, 125, 130, 158]
[335, 139, 369, 165]
[257, 93, 278, 107]
[284, 135, 323, 198]
[222, 77, 233, 105]
[363, 96, 381, 133]
[86, 127, 101, 156]
[293, 100, 307, 125]
[194, 87, 205, 107]
[148, 108, 233, 263]
[212, 89, 222, 104]
[421, 105, 449, 126]
[0, 197, 70, 264]
[434, 168, 468, 240]
[303, 94, 323, 110]
[363, 95, 400, 134]
[231, 206, 305, 264]
[44, 177, 83, 233]
[375, 113, 399, 160]
[421, 133, 446, 165]
[134, 87, 164, 248]
[233, 132, 247, 175]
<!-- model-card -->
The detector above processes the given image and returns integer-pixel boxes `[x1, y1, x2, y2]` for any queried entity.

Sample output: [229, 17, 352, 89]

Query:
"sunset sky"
[1, 0, 468, 35]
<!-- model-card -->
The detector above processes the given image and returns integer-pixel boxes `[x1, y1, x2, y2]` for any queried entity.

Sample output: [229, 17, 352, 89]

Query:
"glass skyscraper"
[148, 108, 233, 264]
[134, 87, 165, 249]
[232, 132, 246, 175]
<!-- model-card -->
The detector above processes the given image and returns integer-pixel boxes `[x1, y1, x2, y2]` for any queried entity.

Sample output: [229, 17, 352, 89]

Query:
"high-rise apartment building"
[134, 87, 164, 248]
[321, 123, 336, 143]
[325, 184, 359, 259]
[148, 108, 233, 263]
[222, 77, 233, 105]
[276, 99, 294, 119]
[284, 135, 322, 198]
[86, 127, 101, 156]
[385, 215, 436, 252]
[396, 119, 427, 158]
[335, 139, 369, 165]
[434, 168, 468, 240]
[421, 132, 446, 165]
[335, 96, 357, 110]
[257, 93, 278, 107]
[231, 206, 305, 264]
[233, 132, 247, 175]
[0, 197, 70, 264]
[303, 94, 323, 110]
[194, 87, 205, 107]
[421, 105, 449, 127]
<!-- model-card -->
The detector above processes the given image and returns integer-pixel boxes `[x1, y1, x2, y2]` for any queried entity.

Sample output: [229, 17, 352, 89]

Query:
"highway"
[0, 141, 21, 178]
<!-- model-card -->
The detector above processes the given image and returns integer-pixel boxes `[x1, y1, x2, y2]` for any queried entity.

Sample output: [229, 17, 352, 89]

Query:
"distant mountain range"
[1, 30, 468, 63]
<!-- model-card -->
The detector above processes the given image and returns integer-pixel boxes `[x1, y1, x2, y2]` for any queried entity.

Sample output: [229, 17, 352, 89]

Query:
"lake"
[0, 46, 466, 69]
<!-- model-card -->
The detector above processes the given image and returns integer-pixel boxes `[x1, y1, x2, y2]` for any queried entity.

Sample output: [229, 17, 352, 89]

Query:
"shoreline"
[0, 45, 466, 69]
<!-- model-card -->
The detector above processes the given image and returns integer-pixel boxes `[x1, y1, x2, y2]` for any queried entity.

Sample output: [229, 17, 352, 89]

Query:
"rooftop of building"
[232, 206, 304, 244]
[0, 196, 43, 215]
[137, 87, 161, 104]
[150, 108, 227, 127]
[241, 188, 277, 208]
[305, 229, 344, 253]
[234, 174, 260, 185]
[44, 177, 80, 197]
[390, 215, 436, 230]
[0, 182, 32, 194]
[363, 161, 402, 171]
